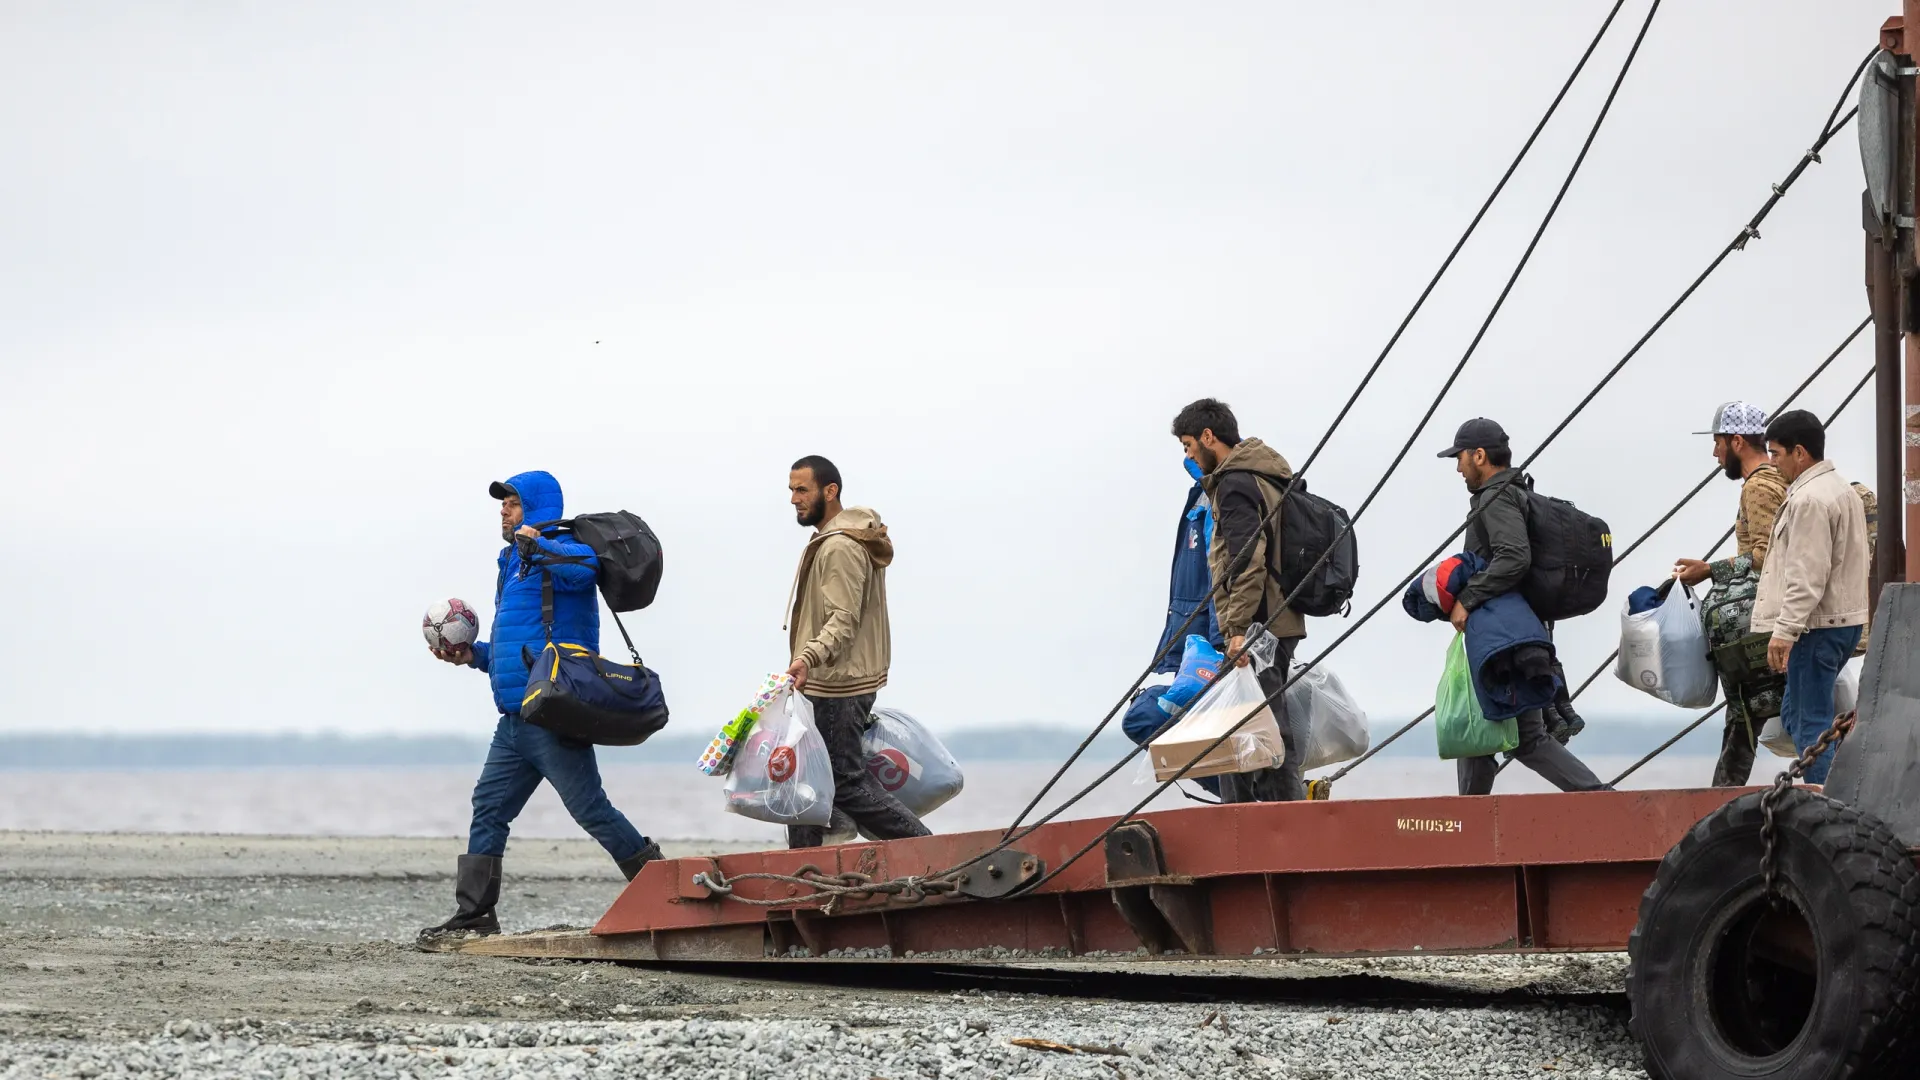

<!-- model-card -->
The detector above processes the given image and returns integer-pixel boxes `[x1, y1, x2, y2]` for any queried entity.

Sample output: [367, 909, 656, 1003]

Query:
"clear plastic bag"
[1616, 583, 1719, 708]
[723, 686, 835, 826]
[862, 708, 965, 816]
[1287, 661, 1370, 771]
[1147, 665, 1284, 781]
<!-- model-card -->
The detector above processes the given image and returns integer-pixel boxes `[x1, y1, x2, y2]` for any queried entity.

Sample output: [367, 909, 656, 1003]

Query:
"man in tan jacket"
[783, 455, 929, 848]
[1173, 398, 1309, 803]
[1749, 410, 1870, 785]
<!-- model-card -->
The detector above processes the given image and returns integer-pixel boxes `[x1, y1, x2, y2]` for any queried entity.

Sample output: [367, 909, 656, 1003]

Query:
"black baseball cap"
[1436, 418, 1509, 458]
[488, 480, 519, 500]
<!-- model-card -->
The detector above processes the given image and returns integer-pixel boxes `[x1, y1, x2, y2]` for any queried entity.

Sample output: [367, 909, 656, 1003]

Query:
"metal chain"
[1759, 710, 1856, 907]
[689, 863, 962, 914]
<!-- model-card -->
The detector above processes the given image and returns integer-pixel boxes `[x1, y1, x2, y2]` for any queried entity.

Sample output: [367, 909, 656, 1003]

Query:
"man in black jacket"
[1441, 419, 1605, 796]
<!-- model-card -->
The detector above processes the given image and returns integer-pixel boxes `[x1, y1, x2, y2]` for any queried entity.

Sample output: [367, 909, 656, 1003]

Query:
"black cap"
[488, 480, 518, 500]
[1436, 418, 1509, 458]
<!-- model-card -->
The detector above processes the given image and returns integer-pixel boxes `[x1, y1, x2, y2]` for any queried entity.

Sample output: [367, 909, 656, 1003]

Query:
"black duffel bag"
[519, 572, 670, 746]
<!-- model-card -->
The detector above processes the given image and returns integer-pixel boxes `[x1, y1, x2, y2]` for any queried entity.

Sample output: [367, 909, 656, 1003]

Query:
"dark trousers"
[1456, 707, 1607, 796]
[1712, 713, 1758, 787]
[467, 713, 646, 860]
[1217, 638, 1306, 804]
[788, 693, 932, 848]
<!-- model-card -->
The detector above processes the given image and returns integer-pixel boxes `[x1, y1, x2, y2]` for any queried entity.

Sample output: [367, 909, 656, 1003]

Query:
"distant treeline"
[0, 718, 1717, 771]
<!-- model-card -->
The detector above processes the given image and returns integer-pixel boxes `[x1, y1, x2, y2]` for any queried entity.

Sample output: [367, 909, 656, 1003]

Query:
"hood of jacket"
[500, 470, 566, 531]
[1200, 438, 1292, 493]
[808, 506, 894, 567]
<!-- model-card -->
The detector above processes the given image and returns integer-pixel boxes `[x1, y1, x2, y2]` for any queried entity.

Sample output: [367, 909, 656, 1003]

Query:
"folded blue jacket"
[1404, 552, 1562, 721]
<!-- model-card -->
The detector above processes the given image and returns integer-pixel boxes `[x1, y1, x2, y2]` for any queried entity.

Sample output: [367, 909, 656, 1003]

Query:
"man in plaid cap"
[1673, 401, 1788, 786]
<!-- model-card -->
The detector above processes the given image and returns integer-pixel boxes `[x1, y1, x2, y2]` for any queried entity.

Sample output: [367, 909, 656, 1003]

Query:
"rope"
[997, 0, 1639, 837]
[691, 864, 961, 914]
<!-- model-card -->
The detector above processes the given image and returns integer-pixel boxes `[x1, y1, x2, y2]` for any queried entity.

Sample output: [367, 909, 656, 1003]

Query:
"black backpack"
[530, 511, 664, 613]
[1223, 471, 1359, 618]
[1473, 476, 1612, 621]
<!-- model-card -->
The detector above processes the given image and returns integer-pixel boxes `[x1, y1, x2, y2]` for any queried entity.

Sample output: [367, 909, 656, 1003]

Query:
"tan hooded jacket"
[786, 506, 893, 698]
[1199, 438, 1308, 642]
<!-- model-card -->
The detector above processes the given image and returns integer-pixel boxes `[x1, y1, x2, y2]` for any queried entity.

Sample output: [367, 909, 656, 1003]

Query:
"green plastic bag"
[1434, 634, 1520, 760]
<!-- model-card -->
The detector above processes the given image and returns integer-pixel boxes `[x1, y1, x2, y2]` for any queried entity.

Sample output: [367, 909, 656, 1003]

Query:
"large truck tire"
[1628, 790, 1920, 1079]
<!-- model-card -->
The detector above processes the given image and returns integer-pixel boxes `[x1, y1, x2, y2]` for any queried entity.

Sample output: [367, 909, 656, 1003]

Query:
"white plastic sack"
[1285, 662, 1370, 771]
[1616, 585, 1719, 708]
[1758, 660, 1862, 759]
[1758, 715, 1798, 758]
[723, 687, 835, 826]
[1835, 659, 1860, 718]
[862, 708, 965, 817]
[1147, 666, 1284, 781]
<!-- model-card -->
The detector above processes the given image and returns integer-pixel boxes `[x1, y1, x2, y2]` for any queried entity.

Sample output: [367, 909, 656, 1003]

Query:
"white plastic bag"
[1616, 584, 1719, 708]
[1147, 666, 1284, 781]
[1286, 662, 1370, 771]
[723, 687, 835, 826]
[1757, 660, 1862, 759]
[861, 708, 965, 816]
[1835, 659, 1860, 718]
[1758, 715, 1798, 758]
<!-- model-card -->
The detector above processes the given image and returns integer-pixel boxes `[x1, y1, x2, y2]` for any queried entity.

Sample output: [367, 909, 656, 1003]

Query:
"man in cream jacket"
[783, 455, 930, 849]
[1749, 410, 1872, 785]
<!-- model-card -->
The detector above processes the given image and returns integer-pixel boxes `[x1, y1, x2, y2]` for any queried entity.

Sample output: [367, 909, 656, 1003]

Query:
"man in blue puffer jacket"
[420, 471, 659, 943]
[1122, 459, 1225, 797]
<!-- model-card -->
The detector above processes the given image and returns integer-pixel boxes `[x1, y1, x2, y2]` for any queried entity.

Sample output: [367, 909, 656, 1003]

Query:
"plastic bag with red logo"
[861, 708, 965, 817]
[722, 685, 835, 827]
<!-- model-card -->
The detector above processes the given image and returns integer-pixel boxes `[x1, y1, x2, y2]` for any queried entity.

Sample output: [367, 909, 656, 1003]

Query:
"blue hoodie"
[470, 470, 601, 714]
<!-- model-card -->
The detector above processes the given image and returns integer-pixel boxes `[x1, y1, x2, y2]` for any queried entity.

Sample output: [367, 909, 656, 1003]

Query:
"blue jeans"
[1780, 625, 1863, 786]
[466, 713, 647, 860]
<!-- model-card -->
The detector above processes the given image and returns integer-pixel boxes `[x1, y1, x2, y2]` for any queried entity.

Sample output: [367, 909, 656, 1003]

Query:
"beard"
[796, 496, 827, 528]
[1192, 446, 1220, 474]
[1722, 455, 1744, 481]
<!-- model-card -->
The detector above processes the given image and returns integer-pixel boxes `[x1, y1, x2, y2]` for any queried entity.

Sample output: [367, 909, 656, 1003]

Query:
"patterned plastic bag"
[723, 686, 835, 826]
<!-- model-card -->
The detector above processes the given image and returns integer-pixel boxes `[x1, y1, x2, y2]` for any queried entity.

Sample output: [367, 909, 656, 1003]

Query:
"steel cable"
[998, 0, 1640, 836]
[1334, 315, 1869, 784]
[998, 0, 1666, 849]
[1013, 52, 1871, 894]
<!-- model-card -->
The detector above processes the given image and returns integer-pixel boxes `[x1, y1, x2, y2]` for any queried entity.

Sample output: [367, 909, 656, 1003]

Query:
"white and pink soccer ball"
[422, 598, 479, 650]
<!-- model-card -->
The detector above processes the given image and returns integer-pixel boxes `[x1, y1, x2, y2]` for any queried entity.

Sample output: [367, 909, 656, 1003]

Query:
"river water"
[0, 755, 1726, 842]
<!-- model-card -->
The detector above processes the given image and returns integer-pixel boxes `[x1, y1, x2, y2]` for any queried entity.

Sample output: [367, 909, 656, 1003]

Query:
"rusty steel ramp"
[455, 788, 1751, 964]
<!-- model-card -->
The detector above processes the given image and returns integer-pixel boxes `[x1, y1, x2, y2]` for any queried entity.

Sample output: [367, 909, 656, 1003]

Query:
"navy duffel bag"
[521, 639, 670, 746]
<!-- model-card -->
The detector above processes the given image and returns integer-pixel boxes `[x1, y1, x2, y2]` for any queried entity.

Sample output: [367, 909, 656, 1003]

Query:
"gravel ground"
[0, 832, 1650, 1078]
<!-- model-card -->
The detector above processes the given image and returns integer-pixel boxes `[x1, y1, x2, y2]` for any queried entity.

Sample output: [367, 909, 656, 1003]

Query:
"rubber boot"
[417, 855, 502, 946]
[616, 841, 663, 882]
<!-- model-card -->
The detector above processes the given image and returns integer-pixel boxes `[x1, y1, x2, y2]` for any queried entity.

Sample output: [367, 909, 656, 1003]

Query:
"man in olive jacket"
[784, 455, 930, 848]
[1173, 398, 1309, 803]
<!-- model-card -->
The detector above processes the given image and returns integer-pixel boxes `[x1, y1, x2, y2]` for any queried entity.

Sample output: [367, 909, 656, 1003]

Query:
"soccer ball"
[422, 598, 479, 650]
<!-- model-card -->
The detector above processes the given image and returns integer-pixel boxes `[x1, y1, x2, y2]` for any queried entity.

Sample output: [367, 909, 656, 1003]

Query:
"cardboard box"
[1148, 699, 1284, 781]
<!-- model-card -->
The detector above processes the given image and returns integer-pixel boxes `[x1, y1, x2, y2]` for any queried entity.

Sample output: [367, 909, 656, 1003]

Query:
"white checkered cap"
[1695, 400, 1768, 436]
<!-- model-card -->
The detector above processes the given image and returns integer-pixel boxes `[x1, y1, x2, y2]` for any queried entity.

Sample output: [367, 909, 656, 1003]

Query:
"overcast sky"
[0, 1, 1895, 741]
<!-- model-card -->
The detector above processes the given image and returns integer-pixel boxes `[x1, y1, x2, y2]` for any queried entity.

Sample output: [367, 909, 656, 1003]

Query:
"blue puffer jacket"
[1154, 482, 1222, 674]
[1403, 552, 1561, 721]
[470, 470, 601, 715]
[1124, 481, 1224, 797]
